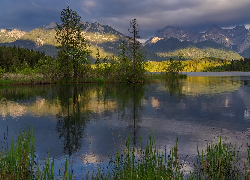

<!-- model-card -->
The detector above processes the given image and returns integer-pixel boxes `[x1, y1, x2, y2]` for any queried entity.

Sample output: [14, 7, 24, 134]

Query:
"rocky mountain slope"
[0, 22, 164, 62]
[0, 22, 247, 61]
[145, 25, 250, 56]
[0, 28, 27, 43]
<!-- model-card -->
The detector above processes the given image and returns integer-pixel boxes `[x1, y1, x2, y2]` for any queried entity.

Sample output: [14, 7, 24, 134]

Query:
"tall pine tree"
[127, 18, 146, 82]
[56, 5, 91, 79]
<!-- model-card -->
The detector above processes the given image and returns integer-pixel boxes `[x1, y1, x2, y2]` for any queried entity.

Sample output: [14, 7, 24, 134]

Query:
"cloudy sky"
[1, 0, 250, 41]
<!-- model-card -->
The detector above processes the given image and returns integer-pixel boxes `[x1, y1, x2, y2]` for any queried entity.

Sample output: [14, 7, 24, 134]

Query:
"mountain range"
[0, 22, 249, 61]
[145, 25, 250, 57]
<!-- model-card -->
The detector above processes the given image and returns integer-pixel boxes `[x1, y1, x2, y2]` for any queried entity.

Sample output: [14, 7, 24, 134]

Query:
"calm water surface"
[0, 76, 250, 177]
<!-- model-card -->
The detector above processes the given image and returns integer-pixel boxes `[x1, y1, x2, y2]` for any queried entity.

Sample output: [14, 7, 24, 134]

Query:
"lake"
[0, 74, 250, 178]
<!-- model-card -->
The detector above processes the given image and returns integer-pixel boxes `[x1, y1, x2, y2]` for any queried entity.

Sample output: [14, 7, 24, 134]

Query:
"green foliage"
[0, 130, 35, 179]
[95, 48, 101, 66]
[127, 19, 146, 82]
[87, 132, 250, 180]
[182, 58, 230, 72]
[145, 61, 168, 72]
[88, 133, 183, 180]
[207, 58, 250, 72]
[56, 5, 91, 79]
[190, 133, 242, 179]
[0, 45, 46, 73]
[89, 19, 146, 83]
[157, 47, 243, 61]
[116, 40, 131, 82]
[34, 56, 61, 81]
[94, 48, 102, 76]
[115, 40, 146, 83]
[3, 129, 249, 180]
[145, 58, 232, 72]
[19, 61, 33, 75]
[0, 79, 15, 85]
[165, 57, 185, 75]
[0, 130, 73, 179]
[0, 66, 5, 75]
[102, 19, 147, 83]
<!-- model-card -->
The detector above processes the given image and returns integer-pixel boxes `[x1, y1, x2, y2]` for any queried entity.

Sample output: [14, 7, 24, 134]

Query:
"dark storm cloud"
[1, 0, 250, 40]
[76, 0, 250, 39]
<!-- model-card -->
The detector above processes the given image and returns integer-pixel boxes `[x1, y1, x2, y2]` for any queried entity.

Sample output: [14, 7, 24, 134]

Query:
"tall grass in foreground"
[87, 134, 183, 180]
[0, 130, 36, 179]
[0, 130, 73, 180]
[1, 130, 250, 179]
[189, 134, 243, 179]
[88, 132, 250, 180]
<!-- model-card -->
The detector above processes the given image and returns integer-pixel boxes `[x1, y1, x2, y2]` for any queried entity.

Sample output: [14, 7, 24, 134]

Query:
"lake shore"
[183, 72, 250, 77]
[1, 71, 250, 86]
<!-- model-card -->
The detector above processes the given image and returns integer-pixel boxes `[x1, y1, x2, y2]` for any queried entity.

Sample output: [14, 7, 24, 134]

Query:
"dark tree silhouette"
[56, 5, 91, 79]
[128, 19, 141, 65]
[126, 18, 146, 82]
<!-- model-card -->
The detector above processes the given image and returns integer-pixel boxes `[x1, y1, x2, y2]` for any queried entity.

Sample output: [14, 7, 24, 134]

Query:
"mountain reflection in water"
[0, 76, 249, 177]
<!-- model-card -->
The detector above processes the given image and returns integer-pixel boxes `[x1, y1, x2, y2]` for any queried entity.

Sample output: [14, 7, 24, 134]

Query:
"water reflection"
[164, 78, 184, 98]
[158, 76, 242, 97]
[55, 85, 89, 155]
[0, 77, 249, 177]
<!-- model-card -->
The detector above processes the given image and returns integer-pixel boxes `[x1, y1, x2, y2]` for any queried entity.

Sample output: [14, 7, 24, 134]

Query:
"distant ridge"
[40, 22, 57, 30]
[0, 22, 248, 61]
[0, 22, 165, 62]
[145, 25, 250, 55]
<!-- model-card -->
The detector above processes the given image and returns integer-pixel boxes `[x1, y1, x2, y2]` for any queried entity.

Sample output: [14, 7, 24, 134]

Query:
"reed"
[189, 131, 245, 180]
[88, 132, 250, 180]
[88, 133, 184, 180]
[0, 130, 73, 180]
[1, 128, 250, 179]
[0, 130, 35, 179]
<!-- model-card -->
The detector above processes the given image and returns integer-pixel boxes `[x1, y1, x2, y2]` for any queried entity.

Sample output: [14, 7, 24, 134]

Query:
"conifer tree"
[95, 48, 101, 67]
[127, 18, 146, 82]
[128, 19, 141, 65]
[56, 5, 91, 79]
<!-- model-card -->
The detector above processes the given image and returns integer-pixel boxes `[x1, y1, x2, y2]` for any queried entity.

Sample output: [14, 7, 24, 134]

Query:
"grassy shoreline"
[0, 72, 188, 86]
[1, 70, 249, 86]
[1, 130, 250, 179]
[1, 57, 250, 86]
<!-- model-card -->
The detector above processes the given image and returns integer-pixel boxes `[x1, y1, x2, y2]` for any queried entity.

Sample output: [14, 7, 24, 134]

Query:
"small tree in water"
[166, 53, 185, 76]
[56, 5, 91, 79]
[126, 18, 146, 83]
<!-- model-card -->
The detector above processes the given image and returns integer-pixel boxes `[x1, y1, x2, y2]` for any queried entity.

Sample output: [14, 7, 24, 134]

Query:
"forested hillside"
[157, 47, 243, 60]
[145, 38, 243, 60]
[0, 45, 47, 72]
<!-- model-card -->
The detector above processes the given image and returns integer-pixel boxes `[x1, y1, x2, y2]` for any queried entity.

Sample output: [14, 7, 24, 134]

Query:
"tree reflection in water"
[114, 83, 145, 145]
[55, 83, 146, 155]
[164, 77, 184, 98]
[56, 84, 91, 156]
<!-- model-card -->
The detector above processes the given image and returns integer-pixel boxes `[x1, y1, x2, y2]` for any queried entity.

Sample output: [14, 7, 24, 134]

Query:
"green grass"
[88, 132, 250, 180]
[0, 130, 36, 179]
[189, 131, 243, 179]
[87, 133, 183, 180]
[1, 129, 250, 179]
[0, 79, 15, 85]
[0, 130, 73, 180]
